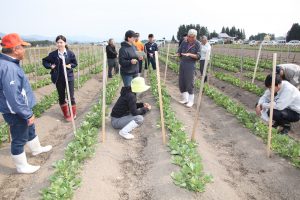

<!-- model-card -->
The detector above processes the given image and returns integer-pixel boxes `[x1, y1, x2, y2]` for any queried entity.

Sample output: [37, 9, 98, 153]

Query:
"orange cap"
[1, 33, 31, 48]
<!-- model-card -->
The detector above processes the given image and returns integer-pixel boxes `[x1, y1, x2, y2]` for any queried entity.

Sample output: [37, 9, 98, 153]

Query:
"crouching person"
[0, 33, 52, 174]
[111, 77, 151, 139]
[255, 74, 300, 134]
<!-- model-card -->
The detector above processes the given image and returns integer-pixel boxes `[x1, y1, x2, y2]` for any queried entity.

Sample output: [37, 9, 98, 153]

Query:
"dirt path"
[161, 64, 300, 200]
[73, 84, 201, 200]
[0, 74, 103, 200]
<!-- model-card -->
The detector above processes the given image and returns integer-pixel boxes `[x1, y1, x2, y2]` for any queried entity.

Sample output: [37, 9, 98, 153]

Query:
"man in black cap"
[119, 30, 143, 86]
[144, 34, 158, 70]
[276, 63, 300, 89]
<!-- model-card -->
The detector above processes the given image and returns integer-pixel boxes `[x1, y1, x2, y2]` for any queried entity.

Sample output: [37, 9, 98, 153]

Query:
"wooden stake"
[191, 52, 210, 141]
[267, 53, 277, 158]
[77, 48, 80, 90]
[155, 51, 166, 144]
[102, 48, 107, 142]
[8, 126, 11, 143]
[60, 54, 77, 135]
[252, 43, 263, 83]
[163, 43, 170, 84]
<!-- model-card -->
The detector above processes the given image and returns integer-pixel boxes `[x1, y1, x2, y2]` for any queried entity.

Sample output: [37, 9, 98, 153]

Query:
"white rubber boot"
[186, 94, 195, 107]
[27, 136, 52, 156]
[11, 152, 40, 174]
[179, 92, 189, 104]
[119, 120, 139, 140]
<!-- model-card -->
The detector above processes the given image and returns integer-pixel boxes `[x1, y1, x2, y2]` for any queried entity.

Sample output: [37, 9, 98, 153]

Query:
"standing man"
[106, 38, 119, 78]
[199, 36, 211, 82]
[0, 33, 52, 173]
[133, 33, 145, 75]
[276, 63, 300, 89]
[256, 74, 300, 134]
[144, 34, 158, 70]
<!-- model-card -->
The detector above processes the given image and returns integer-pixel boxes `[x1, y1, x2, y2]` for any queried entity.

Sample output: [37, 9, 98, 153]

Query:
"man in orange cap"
[0, 33, 52, 174]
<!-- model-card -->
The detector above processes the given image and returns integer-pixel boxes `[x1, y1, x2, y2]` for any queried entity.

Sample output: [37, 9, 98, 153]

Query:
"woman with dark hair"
[106, 38, 119, 78]
[119, 30, 142, 86]
[42, 35, 78, 121]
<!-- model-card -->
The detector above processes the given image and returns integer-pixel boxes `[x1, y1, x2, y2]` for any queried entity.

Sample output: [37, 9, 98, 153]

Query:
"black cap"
[125, 30, 137, 39]
[276, 65, 281, 74]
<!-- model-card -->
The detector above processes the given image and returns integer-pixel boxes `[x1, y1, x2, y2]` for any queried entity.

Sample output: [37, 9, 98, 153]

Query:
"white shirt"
[200, 42, 211, 61]
[258, 80, 300, 114]
[58, 49, 67, 57]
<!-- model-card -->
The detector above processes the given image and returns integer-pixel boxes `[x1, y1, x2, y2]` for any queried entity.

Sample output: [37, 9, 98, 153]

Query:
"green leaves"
[149, 69, 212, 192]
[41, 75, 121, 199]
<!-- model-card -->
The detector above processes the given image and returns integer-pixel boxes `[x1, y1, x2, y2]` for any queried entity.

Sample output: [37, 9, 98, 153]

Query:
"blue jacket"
[42, 50, 78, 83]
[0, 53, 36, 120]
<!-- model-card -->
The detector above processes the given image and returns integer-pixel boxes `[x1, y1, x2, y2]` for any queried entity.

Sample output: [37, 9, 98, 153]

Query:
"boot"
[60, 103, 72, 122]
[119, 120, 139, 140]
[186, 94, 195, 107]
[179, 92, 189, 104]
[11, 152, 40, 174]
[27, 136, 52, 156]
[71, 105, 77, 119]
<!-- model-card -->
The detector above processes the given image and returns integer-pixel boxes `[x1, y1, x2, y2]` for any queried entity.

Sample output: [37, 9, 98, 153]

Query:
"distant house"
[218, 33, 236, 43]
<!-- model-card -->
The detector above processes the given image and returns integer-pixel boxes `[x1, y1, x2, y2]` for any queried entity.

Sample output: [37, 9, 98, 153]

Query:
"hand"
[176, 53, 181, 57]
[181, 53, 190, 57]
[149, 53, 153, 58]
[51, 64, 56, 69]
[27, 115, 35, 126]
[144, 103, 151, 110]
[138, 56, 143, 61]
[131, 59, 138, 64]
[66, 64, 72, 69]
[255, 105, 262, 116]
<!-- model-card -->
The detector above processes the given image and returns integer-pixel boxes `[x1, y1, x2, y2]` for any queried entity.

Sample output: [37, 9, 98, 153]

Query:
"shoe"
[179, 92, 189, 104]
[27, 136, 52, 156]
[71, 105, 77, 119]
[280, 125, 291, 135]
[119, 120, 139, 140]
[11, 152, 40, 174]
[60, 103, 72, 122]
[186, 94, 195, 107]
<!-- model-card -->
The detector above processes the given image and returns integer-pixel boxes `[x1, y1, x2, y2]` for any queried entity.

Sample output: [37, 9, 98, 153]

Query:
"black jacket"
[144, 42, 158, 57]
[106, 45, 118, 59]
[42, 50, 78, 84]
[111, 87, 149, 118]
[118, 42, 139, 75]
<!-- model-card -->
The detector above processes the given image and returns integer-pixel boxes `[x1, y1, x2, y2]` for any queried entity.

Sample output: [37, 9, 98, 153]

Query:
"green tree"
[171, 35, 177, 43]
[286, 23, 300, 42]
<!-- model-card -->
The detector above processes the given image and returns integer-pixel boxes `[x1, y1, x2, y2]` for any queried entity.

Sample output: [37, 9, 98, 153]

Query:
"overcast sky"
[1, 0, 299, 41]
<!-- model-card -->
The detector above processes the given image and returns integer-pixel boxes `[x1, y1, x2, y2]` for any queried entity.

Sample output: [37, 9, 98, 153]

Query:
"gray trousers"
[111, 115, 144, 129]
[179, 61, 195, 94]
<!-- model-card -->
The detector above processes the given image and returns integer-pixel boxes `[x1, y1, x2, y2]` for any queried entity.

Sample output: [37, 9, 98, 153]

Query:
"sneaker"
[280, 125, 291, 135]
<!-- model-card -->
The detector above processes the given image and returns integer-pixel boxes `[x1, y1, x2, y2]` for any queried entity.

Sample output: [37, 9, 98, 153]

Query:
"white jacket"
[258, 80, 300, 114]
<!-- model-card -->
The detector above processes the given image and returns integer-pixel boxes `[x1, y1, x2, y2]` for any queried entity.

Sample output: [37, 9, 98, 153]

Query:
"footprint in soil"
[119, 191, 129, 200]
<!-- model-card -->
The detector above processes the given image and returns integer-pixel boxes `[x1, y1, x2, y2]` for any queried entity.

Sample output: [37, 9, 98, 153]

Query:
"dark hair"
[148, 34, 154, 38]
[265, 74, 282, 88]
[1, 47, 13, 54]
[183, 33, 188, 37]
[55, 35, 69, 50]
[125, 30, 136, 42]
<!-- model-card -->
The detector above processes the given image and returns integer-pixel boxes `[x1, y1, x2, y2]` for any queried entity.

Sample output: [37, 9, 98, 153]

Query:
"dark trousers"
[200, 60, 208, 82]
[2, 113, 37, 155]
[138, 60, 143, 73]
[56, 77, 75, 105]
[146, 56, 156, 70]
[121, 73, 138, 87]
[108, 58, 119, 77]
[268, 108, 300, 125]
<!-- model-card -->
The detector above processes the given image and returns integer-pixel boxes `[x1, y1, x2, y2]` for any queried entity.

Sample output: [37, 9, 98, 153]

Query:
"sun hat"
[1, 33, 30, 48]
[131, 77, 150, 93]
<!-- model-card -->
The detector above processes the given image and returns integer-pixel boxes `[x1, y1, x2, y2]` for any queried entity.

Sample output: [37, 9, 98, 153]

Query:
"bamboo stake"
[60, 54, 76, 135]
[163, 43, 170, 84]
[77, 48, 80, 90]
[267, 53, 277, 158]
[102, 48, 107, 142]
[155, 51, 166, 144]
[252, 42, 263, 83]
[191, 52, 210, 141]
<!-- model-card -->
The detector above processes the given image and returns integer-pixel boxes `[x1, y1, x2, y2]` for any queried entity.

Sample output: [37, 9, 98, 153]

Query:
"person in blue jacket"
[0, 33, 52, 174]
[42, 35, 78, 121]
